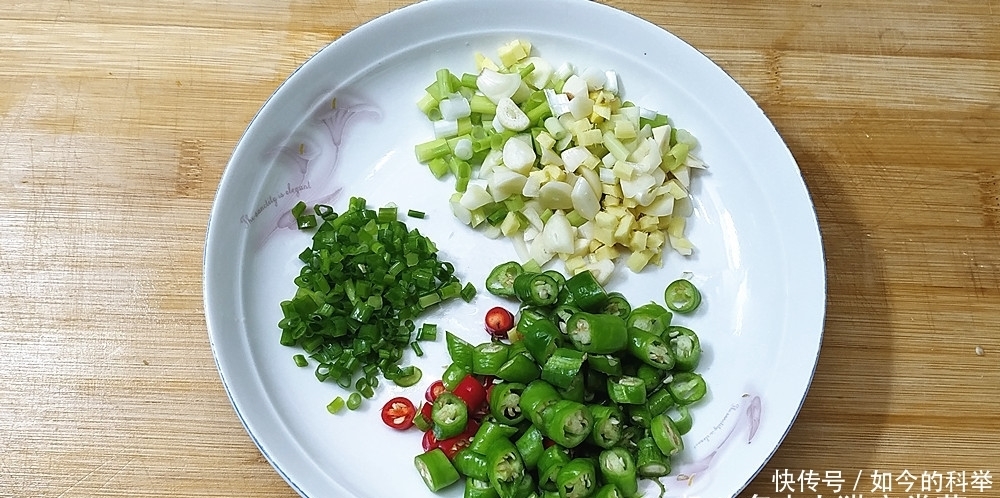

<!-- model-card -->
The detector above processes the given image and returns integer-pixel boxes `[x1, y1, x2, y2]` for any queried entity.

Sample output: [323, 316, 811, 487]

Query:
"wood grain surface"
[1, 1, 998, 497]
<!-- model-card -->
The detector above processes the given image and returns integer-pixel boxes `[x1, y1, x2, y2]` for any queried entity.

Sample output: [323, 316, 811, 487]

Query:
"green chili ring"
[664, 278, 701, 313]
[668, 371, 707, 405]
[486, 261, 524, 298]
[431, 392, 469, 440]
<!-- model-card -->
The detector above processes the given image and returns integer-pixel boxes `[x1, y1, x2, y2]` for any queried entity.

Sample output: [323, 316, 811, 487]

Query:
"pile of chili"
[402, 261, 709, 498]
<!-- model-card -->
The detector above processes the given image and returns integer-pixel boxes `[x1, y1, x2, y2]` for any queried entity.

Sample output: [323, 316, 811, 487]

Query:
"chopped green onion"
[377, 205, 398, 223]
[407, 209, 426, 219]
[460, 282, 477, 302]
[277, 197, 469, 411]
[326, 396, 345, 414]
[346, 393, 362, 410]
[293, 354, 308, 367]
[411, 341, 424, 357]
[417, 323, 438, 342]
[391, 366, 423, 387]
[291, 201, 317, 229]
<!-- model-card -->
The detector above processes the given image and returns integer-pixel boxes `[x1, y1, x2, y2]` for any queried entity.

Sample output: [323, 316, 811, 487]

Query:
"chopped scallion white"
[415, 39, 708, 278]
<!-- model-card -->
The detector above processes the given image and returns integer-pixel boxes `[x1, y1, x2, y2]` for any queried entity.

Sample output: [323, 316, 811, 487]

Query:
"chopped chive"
[460, 282, 477, 302]
[277, 196, 472, 413]
[327, 397, 345, 414]
[418, 292, 442, 309]
[346, 393, 363, 410]
[418, 323, 438, 342]
[411, 341, 424, 357]
[291, 201, 317, 229]
[377, 206, 398, 223]
[392, 366, 423, 387]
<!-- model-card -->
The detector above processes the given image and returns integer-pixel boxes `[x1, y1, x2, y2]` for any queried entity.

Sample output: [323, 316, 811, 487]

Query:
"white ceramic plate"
[204, 1, 826, 497]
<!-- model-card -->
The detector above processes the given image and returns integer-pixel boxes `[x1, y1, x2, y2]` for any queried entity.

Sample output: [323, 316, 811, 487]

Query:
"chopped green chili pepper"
[489, 382, 526, 425]
[537, 446, 571, 492]
[668, 405, 694, 435]
[586, 354, 623, 376]
[541, 348, 586, 389]
[583, 370, 608, 403]
[635, 436, 670, 478]
[511, 473, 536, 498]
[446, 331, 476, 371]
[588, 404, 625, 449]
[540, 400, 593, 448]
[520, 380, 562, 427]
[594, 484, 626, 498]
[626, 302, 672, 338]
[666, 325, 702, 372]
[473, 342, 511, 376]
[486, 261, 524, 298]
[497, 351, 542, 384]
[469, 420, 519, 455]
[664, 278, 701, 313]
[555, 458, 598, 498]
[627, 403, 653, 428]
[650, 413, 685, 457]
[513, 272, 561, 307]
[607, 376, 647, 405]
[518, 308, 561, 363]
[563, 270, 608, 311]
[635, 363, 665, 393]
[550, 304, 581, 334]
[627, 329, 675, 370]
[542, 269, 566, 287]
[514, 425, 545, 470]
[415, 448, 461, 492]
[556, 372, 586, 403]
[486, 437, 526, 498]
[442, 362, 471, 391]
[566, 312, 628, 354]
[668, 371, 707, 405]
[646, 387, 677, 417]
[454, 448, 490, 481]
[600, 292, 632, 320]
[432, 392, 469, 440]
[465, 478, 501, 498]
[598, 447, 638, 498]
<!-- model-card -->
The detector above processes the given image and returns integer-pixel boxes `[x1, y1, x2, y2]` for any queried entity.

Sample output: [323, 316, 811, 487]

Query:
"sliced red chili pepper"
[425, 380, 447, 402]
[422, 428, 438, 452]
[435, 420, 480, 459]
[484, 306, 515, 339]
[380, 397, 416, 430]
[451, 374, 488, 413]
